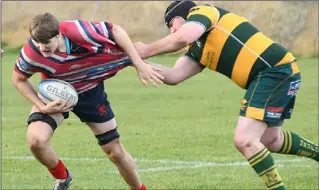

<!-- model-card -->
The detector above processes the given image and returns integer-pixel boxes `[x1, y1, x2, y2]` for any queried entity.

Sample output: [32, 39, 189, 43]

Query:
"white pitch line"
[2, 155, 309, 165]
[2, 155, 315, 174]
[106, 158, 314, 174]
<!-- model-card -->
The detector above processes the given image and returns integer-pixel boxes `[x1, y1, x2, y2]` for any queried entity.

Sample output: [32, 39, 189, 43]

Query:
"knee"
[261, 132, 283, 152]
[261, 135, 280, 148]
[27, 132, 48, 151]
[233, 134, 258, 153]
[102, 139, 125, 162]
[95, 128, 125, 162]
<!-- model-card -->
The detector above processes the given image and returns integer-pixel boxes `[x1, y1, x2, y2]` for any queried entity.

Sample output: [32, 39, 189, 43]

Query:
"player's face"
[33, 35, 59, 58]
[169, 17, 185, 33]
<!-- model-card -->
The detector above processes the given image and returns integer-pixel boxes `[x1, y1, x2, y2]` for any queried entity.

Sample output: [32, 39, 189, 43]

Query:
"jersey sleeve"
[59, 21, 117, 53]
[14, 45, 39, 79]
[186, 5, 220, 31]
[184, 45, 206, 69]
[93, 21, 114, 41]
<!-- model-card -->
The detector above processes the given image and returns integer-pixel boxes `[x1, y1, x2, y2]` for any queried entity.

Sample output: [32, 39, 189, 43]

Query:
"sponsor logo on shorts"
[288, 80, 301, 97]
[266, 106, 284, 119]
[288, 108, 293, 114]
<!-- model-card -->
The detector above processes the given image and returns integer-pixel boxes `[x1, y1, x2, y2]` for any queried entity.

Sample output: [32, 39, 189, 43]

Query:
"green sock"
[279, 130, 319, 161]
[248, 148, 286, 190]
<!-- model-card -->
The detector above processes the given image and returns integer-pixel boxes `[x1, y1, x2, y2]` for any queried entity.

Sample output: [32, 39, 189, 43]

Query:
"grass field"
[1, 52, 318, 190]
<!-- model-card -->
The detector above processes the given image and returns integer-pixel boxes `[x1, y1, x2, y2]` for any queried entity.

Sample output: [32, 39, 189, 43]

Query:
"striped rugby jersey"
[14, 20, 132, 94]
[185, 5, 296, 89]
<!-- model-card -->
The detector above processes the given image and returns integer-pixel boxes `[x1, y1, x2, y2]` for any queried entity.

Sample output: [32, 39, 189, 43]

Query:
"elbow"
[177, 37, 189, 48]
[112, 24, 122, 33]
[173, 35, 189, 49]
[179, 31, 196, 46]
[165, 77, 182, 86]
[12, 71, 26, 87]
[166, 81, 179, 86]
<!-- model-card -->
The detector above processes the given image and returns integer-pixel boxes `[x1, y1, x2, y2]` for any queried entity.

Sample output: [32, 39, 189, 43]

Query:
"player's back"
[185, 5, 296, 89]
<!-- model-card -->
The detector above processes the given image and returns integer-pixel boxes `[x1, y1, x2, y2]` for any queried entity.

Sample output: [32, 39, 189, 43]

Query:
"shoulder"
[186, 4, 221, 31]
[21, 39, 41, 58]
[188, 4, 219, 17]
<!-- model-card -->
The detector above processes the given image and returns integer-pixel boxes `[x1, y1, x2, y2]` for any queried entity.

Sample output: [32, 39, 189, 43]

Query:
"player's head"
[164, 1, 197, 33]
[29, 13, 60, 57]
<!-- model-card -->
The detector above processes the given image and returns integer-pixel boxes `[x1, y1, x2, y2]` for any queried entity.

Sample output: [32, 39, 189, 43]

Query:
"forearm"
[145, 56, 202, 85]
[13, 76, 45, 110]
[112, 25, 143, 66]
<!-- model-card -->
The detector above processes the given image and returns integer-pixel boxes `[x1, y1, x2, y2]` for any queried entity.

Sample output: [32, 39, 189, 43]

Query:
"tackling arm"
[144, 23, 205, 59]
[146, 56, 203, 85]
[111, 24, 145, 67]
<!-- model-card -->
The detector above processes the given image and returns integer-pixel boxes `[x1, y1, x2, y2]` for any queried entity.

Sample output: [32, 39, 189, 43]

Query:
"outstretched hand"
[134, 61, 164, 88]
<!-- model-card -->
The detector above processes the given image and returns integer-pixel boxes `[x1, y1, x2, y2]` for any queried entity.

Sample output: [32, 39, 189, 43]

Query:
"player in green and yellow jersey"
[135, 1, 319, 189]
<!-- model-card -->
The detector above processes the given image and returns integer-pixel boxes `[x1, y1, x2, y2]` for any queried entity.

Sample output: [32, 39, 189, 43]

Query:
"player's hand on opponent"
[134, 42, 149, 59]
[134, 60, 164, 88]
[39, 99, 73, 114]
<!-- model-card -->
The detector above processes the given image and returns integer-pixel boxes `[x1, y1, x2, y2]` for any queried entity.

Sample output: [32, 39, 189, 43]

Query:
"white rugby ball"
[38, 79, 78, 107]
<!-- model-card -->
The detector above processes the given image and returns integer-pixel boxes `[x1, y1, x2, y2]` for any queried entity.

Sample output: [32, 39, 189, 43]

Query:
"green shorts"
[240, 62, 301, 126]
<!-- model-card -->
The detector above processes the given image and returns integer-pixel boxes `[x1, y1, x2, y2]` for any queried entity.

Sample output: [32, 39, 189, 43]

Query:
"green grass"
[1, 52, 318, 190]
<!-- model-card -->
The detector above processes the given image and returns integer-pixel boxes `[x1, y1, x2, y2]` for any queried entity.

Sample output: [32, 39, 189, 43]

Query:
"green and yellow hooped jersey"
[185, 5, 296, 89]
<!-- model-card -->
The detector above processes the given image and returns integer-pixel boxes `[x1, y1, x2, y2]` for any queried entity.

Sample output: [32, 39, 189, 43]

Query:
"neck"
[58, 34, 67, 53]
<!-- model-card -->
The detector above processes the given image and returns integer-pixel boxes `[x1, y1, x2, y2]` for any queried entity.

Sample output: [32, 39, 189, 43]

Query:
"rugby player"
[134, 1, 319, 189]
[12, 13, 163, 190]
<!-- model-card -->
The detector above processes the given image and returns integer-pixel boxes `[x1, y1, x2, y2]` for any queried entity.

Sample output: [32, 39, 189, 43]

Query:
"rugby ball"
[38, 79, 78, 107]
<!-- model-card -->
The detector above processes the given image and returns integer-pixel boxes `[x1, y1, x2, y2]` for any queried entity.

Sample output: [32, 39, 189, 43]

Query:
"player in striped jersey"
[135, 1, 319, 189]
[12, 13, 160, 190]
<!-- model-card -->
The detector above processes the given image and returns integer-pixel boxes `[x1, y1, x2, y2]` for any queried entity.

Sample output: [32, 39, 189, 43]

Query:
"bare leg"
[87, 119, 143, 189]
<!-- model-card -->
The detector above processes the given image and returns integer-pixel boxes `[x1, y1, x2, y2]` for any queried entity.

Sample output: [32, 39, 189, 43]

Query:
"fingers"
[44, 98, 73, 113]
[152, 70, 165, 81]
[141, 79, 148, 87]
[60, 97, 74, 112]
[149, 78, 158, 88]
[152, 74, 164, 85]
[140, 72, 164, 88]
[152, 66, 164, 73]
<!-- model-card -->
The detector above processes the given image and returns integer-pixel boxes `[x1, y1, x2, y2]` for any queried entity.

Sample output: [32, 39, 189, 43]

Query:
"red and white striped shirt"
[14, 20, 132, 94]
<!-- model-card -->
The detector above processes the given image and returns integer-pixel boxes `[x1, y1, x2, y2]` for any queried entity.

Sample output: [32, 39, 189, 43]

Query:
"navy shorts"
[62, 82, 114, 123]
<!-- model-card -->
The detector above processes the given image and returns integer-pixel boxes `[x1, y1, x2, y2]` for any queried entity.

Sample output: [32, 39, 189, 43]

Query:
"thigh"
[235, 116, 267, 140]
[87, 118, 121, 151]
[240, 63, 301, 127]
[72, 82, 115, 123]
[87, 118, 117, 135]
[27, 106, 66, 141]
